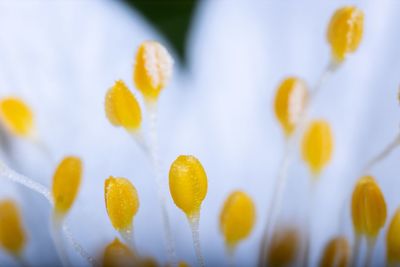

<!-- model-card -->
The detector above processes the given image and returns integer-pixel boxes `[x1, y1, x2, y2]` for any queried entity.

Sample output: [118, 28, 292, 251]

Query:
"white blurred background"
[0, 0, 399, 266]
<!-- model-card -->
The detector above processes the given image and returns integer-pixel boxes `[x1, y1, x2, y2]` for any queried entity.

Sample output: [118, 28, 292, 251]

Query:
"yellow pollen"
[327, 6, 364, 62]
[105, 176, 139, 231]
[351, 175, 387, 238]
[301, 120, 334, 176]
[219, 191, 256, 249]
[105, 80, 142, 131]
[103, 238, 135, 267]
[274, 77, 308, 137]
[267, 227, 300, 267]
[0, 199, 26, 256]
[386, 208, 400, 263]
[0, 97, 34, 138]
[169, 155, 208, 217]
[133, 41, 173, 101]
[319, 236, 350, 267]
[52, 156, 82, 215]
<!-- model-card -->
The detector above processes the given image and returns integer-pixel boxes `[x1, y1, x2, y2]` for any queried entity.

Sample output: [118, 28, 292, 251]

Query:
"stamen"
[0, 97, 34, 138]
[219, 191, 256, 254]
[0, 199, 26, 257]
[351, 176, 386, 267]
[274, 77, 309, 137]
[104, 176, 139, 247]
[386, 208, 400, 264]
[0, 160, 97, 266]
[301, 120, 334, 177]
[319, 236, 350, 267]
[105, 80, 142, 132]
[102, 238, 136, 267]
[327, 6, 364, 63]
[52, 156, 82, 216]
[133, 41, 173, 102]
[266, 227, 300, 267]
[351, 176, 387, 238]
[169, 155, 208, 267]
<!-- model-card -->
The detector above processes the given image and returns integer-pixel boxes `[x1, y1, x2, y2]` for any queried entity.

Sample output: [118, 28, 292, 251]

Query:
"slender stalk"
[14, 255, 29, 267]
[258, 60, 339, 266]
[51, 214, 71, 267]
[188, 215, 205, 267]
[362, 132, 400, 174]
[145, 101, 176, 265]
[365, 238, 376, 267]
[305, 179, 318, 267]
[119, 227, 136, 251]
[62, 224, 100, 267]
[0, 161, 98, 267]
[352, 235, 361, 267]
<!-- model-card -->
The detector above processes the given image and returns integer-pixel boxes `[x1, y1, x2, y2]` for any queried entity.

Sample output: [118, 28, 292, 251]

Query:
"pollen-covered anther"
[327, 6, 364, 62]
[103, 238, 136, 267]
[319, 236, 350, 267]
[219, 191, 256, 250]
[105, 176, 139, 231]
[351, 176, 387, 238]
[301, 120, 334, 176]
[267, 227, 300, 267]
[52, 156, 82, 216]
[274, 77, 309, 136]
[0, 199, 26, 256]
[0, 97, 34, 138]
[169, 155, 208, 218]
[105, 80, 142, 131]
[134, 41, 174, 101]
[386, 208, 400, 263]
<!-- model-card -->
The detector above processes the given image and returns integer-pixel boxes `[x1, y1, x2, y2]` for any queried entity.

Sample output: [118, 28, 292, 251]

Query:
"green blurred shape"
[125, 0, 198, 64]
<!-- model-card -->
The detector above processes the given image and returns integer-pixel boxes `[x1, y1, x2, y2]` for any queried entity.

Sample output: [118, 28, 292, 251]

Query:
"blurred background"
[0, 0, 399, 266]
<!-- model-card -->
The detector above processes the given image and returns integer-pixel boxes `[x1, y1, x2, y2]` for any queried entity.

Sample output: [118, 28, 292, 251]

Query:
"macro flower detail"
[0, 97, 34, 138]
[274, 77, 309, 137]
[134, 41, 173, 101]
[327, 6, 364, 63]
[301, 120, 334, 176]
[0, 200, 26, 257]
[105, 80, 142, 132]
[219, 191, 256, 251]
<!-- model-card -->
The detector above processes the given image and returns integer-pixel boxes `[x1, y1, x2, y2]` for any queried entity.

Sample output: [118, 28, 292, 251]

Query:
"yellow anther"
[219, 191, 256, 249]
[327, 6, 364, 63]
[301, 120, 334, 176]
[169, 155, 208, 217]
[105, 176, 139, 231]
[267, 227, 300, 267]
[274, 77, 308, 137]
[52, 156, 82, 215]
[133, 41, 173, 101]
[319, 237, 350, 267]
[0, 200, 26, 256]
[0, 97, 34, 138]
[351, 176, 387, 238]
[103, 238, 135, 267]
[386, 208, 400, 263]
[178, 261, 190, 267]
[105, 80, 142, 131]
